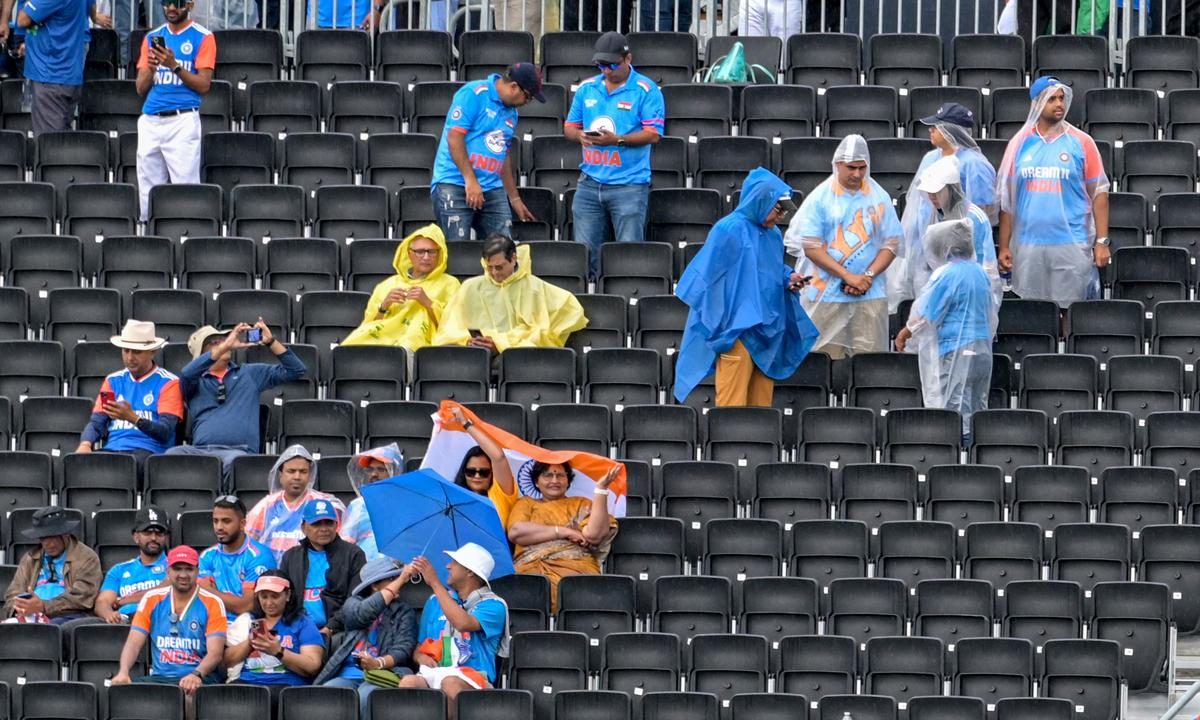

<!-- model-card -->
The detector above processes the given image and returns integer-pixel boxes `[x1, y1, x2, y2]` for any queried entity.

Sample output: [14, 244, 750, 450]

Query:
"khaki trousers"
[716, 340, 775, 407]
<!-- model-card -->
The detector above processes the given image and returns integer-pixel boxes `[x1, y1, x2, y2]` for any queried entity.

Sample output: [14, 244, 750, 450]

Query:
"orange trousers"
[715, 340, 774, 407]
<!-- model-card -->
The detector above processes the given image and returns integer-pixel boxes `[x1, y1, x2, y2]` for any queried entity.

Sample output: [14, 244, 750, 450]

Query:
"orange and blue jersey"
[564, 68, 665, 186]
[198, 537, 276, 621]
[137, 21, 217, 115]
[131, 587, 227, 678]
[1007, 125, 1106, 247]
[795, 177, 903, 304]
[81, 367, 183, 454]
[431, 76, 518, 193]
[245, 490, 345, 564]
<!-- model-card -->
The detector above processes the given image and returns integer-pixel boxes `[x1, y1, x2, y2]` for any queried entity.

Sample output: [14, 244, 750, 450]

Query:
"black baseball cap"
[919, 102, 975, 129]
[507, 62, 546, 103]
[134, 506, 170, 533]
[592, 31, 630, 65]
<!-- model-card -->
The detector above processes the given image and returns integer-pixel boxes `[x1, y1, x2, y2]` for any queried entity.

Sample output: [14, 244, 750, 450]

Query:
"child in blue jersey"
[78, 321, 182, 470]
[95, 506, 170, 623]
[398, 544, 511, 715]
[895, 218, 997, 444]
[430, 63, 543, 241]
[223, 572, 324, 704]
[997, 76, 1111, 309]
[199, 496, 276, 622]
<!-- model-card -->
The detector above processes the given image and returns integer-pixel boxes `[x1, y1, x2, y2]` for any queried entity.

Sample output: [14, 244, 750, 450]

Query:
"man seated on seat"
[2, 506, 102, 626]
[76, 320, 183, 474]
[280, 499, 366, 640]
[94, 506, 171, 623]
[433, 234, 588, 352]
[169, 320, 307, 492]
[200, 495, 276, 622]
[111, 545, 226, 695]
[399, 543, 510, 720]
[246, 445, 346, 564]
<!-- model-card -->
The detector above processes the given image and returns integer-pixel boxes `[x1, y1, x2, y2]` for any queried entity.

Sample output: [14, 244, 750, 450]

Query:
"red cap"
[167, 545, 200, 567]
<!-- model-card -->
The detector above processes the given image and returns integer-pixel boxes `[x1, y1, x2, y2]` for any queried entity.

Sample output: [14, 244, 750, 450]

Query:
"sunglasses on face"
[595, 61, 621, 71]
[463, 467, 492, 478]
[162, 0, 188, 7]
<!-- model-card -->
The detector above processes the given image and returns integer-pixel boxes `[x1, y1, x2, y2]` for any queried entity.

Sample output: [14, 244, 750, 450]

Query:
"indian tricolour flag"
[419, 400, 629, 517]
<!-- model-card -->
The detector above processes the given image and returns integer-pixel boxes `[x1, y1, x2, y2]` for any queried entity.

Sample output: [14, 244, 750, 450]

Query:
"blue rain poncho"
[906, 218, 998, 438]
[673, 167, 821, 402]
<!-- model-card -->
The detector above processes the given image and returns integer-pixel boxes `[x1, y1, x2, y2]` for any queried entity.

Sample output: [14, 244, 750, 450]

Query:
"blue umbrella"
[361, 468, 515, 584]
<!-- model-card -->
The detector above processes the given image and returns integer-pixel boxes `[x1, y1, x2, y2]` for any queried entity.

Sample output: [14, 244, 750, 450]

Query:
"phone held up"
[242, 327, 263, 344]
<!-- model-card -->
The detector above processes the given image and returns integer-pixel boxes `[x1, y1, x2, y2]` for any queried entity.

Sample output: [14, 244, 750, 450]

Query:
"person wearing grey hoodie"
[245, 445, 345, 564]
[318, 557, 418, 719]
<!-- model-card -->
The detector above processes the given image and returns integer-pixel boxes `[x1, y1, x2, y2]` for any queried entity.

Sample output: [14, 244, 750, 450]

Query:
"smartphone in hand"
[99, 390, 116, 406]
[468, 329, 483, 339]
[243, 328, 263, 344]
[150, 35, 166, 51]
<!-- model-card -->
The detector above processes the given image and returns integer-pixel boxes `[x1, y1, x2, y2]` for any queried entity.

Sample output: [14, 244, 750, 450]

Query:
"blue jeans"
[323, 676, 378, 719]
[640, 0, 691, 30]
[433, 183, 513, 242]
[571, 174, 650, 279]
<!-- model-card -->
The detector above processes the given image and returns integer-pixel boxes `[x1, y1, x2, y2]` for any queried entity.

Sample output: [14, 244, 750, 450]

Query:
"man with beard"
[997, 76, 1110, 312]
[199, 496, 275, 622]
[133, 0, 215, 221]
[94, 506, 171, 623]
[112, 545, 227, 693]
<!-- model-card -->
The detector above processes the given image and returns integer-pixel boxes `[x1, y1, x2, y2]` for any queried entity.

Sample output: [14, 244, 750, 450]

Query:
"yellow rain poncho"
[341, 224, 461, 350]
[433, 244, 588, 350]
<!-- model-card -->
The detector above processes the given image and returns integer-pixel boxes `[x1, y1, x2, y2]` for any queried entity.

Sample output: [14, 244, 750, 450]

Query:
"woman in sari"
[507, 463, 619, 610]
[341, 224, 460, 350]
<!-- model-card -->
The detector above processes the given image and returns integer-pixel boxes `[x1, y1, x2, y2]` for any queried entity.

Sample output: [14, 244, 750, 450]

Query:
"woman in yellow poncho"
[342, 224, 460, 349]
[433, 235, 587, 350]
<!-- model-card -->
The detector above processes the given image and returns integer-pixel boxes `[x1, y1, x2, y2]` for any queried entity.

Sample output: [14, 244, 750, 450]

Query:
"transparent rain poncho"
[785, 134, 903, 359]
[995, 80, 1110, 308]
[889, 124, 998, 313]
[340, 443, 404, 562]
[906, 218, 998, 440]
[891, 156, 1002, 313]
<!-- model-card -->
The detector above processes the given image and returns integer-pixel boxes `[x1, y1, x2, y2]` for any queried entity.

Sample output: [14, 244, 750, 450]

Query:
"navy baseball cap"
[592, 31, 630, 65]
[920, 102, 975, 129]
[507, 62, 546, 103]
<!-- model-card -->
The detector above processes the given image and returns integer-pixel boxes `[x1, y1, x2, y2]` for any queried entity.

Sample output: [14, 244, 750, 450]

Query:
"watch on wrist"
[274, 648, 285, 659]
[864, 269, 876, 279]
[172, 64, 183, 74]
[616, 136, 626, 147]
[1094, 236, 1110, 247]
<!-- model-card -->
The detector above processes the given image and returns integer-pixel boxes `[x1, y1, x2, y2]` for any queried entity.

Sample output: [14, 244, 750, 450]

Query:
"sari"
[508, 495, 618, 611]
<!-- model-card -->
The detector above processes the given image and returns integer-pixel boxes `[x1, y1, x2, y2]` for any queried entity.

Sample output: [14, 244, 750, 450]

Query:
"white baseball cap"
[916, 155, 962, 194]
[444, 542, 496, 585]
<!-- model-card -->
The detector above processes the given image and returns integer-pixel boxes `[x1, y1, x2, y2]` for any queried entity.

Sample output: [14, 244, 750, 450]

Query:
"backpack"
[702, 41, 775, 84]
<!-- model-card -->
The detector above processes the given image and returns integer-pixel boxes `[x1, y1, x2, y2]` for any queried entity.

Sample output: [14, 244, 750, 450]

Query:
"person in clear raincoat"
[996, 75, 1111, 309]
[894, 218, 997, 445]
[889, 102, 997, 313]
[784, 134, 903, 360]
[340, 444, 404, 562]
[910, 155, 1002, 309]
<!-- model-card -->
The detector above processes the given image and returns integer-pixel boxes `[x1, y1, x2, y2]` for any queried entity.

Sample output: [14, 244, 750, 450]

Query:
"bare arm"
[1091, 191, 1109, 239]
[581, 466, 617, 545]
[411, 557, 482, 633]
[113, 629, 149, 682]
[16, 8, 31, 27]
[135, 65, 156, 97]
[450, 406, 514, 495]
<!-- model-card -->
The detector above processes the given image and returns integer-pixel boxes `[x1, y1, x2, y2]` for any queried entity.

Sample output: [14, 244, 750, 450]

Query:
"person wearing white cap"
[996, 76, 1110, 311]
[399, 543, 511, 717]
[895, 218, 998, 445]
[784, 134, 903, 359]
[906, 156, 1002, 310]
[76, 319, 182, 471]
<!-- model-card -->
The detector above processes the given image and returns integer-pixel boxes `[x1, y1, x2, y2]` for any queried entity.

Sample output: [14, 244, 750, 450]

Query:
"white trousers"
[739, 0, 804, 38]
[137, 110, 203, 221]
